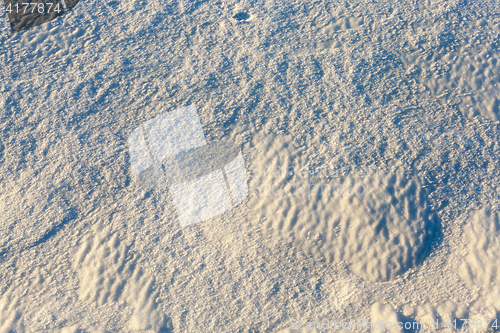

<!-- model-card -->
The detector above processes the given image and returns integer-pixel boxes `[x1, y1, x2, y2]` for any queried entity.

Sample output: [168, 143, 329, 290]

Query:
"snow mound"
[370, 302, 401, 332]
[457, 207, 500, 310]
[72, 220, 171, 332]
[0, 284, 25, 332]
[246, 131, 440, 282]
[410, 300, 469, 331]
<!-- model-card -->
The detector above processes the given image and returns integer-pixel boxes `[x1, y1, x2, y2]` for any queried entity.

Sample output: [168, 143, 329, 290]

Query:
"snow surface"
[1, 0, 500, 331]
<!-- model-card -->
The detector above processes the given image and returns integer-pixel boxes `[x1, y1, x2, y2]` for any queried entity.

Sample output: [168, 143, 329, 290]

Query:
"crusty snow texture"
[1, 0, 500, 331]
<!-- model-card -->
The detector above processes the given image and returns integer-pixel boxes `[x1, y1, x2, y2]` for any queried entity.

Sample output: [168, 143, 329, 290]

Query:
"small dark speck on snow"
[233, 12, 250, 21]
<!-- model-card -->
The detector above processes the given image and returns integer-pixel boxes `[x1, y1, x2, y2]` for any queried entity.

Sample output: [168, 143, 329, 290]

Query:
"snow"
[457, 208, 500, 311]
[1, 0, 500, 331]
[246, 130, 440, 282]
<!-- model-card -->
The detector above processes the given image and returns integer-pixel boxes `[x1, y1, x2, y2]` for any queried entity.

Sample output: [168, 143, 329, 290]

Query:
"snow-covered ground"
[1, 0, 500, 331]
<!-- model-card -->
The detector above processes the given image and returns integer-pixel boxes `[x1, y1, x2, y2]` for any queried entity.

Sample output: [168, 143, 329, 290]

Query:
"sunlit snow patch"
[245, 131, 441, 282]
[457, 207, 500, 312]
